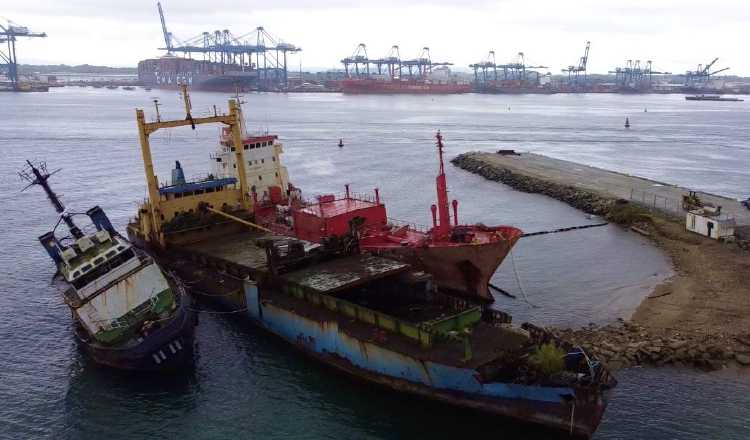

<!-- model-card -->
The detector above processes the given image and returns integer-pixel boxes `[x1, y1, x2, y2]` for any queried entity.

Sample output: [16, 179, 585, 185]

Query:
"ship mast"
[20, 160, 83, 239]
[433, 131, 451, 239]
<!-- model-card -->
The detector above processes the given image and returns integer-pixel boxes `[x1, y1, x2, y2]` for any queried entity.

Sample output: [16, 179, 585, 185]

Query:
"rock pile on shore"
[451, 153, 613, 215]
[552, 321, 750, 371]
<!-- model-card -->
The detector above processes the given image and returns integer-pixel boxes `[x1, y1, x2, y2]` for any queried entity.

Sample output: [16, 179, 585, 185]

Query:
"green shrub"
[530, 343, 565, 376]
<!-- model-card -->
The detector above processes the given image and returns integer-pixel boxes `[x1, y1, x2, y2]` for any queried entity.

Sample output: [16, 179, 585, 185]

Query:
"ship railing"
[386, 217, 430, 234]
[298, 191, 382, 208]
[285, 283, 481, 348]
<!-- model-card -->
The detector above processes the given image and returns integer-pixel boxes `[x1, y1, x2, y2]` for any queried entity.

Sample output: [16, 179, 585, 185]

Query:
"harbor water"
[1, 89, 749, 439]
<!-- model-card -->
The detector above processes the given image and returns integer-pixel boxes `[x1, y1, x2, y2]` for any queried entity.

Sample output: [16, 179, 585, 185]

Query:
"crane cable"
[509, 247, 538, 308]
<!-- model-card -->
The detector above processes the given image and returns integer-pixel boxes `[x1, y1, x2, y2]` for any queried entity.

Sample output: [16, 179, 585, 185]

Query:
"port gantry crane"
[470, 51, 548, 86]
[342, 44, 452, 79]
[609, 59, 671, 91]
[469, 50, 498, 83]
[561, 41, 590, 89]
[341, 43, 370, 77]
[0, 19, 46, 91]
[684, 58, 729, 89]
[370, 45, 401, 78]
[154, 2, 300, 89]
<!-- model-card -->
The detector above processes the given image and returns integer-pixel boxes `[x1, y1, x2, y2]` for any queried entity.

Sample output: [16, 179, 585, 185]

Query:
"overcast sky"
[3, 0, 749, 75]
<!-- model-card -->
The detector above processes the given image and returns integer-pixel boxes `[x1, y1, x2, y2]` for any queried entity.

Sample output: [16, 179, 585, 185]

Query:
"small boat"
[106, 85, 118, 90]
[21, 161, 196, 371]
[123, 86, 136, 91]
[685, 94, 744, 102]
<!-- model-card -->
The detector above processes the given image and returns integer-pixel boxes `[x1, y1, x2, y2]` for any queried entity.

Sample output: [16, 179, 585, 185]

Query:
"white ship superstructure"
[212, 128, 290, 204]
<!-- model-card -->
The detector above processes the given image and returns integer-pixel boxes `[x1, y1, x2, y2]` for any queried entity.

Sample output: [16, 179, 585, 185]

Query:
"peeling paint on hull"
[236, 281, 608, 438]
[75, 295, 196, 372]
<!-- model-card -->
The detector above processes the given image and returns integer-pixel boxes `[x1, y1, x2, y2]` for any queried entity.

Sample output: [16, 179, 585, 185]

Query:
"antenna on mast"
[19, 160, 83, 239]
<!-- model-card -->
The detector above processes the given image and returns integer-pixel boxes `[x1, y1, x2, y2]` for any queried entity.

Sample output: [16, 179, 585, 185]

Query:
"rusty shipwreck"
[126, 87, 616, 438]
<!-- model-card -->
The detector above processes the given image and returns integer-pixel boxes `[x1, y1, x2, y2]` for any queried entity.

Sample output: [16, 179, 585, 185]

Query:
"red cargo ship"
[341, 78, 471, 94]
[254, 132, 522, 301]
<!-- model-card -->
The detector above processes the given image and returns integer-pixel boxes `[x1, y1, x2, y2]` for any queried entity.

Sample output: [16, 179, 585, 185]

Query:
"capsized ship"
[22, 161, 195, 371]
[127, 88, 616, 437]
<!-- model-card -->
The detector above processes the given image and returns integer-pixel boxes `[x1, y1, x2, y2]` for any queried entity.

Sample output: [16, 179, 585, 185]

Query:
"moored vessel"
[21, 161, 195, 371]
[341, 77, 471, 94]
[685, 94, 743, 102]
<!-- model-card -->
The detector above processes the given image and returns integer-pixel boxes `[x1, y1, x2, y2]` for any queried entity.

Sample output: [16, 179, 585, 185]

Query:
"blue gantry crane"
[562, 41, 590, 88]
[154, 2, 300, 89]
[684, 58, 729, 89]
[0, 19, 46, 90]
[341, 44, 451, 79]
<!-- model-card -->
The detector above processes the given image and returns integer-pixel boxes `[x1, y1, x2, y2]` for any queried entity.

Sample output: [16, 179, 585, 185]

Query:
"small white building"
[686, 205, 735, 240]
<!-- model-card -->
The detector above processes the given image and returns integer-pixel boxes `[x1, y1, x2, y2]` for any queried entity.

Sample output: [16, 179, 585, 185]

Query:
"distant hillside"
[18, 64, 136, 75]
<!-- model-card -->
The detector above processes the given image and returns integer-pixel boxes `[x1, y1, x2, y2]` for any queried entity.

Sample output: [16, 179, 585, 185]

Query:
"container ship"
[126, 87, 616, 437]
[341, 77, 471, 94]
[22, 161, 195, 371]
[138, 56, 260, 92]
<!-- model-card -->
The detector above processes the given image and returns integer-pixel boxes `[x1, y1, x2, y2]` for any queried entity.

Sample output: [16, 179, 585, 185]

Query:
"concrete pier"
[453, 150, 750, 371]
[453, 151, 749, 226]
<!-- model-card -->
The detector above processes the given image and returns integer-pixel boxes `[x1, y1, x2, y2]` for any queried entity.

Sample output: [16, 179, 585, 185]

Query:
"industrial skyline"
[4, 0, 750, 75]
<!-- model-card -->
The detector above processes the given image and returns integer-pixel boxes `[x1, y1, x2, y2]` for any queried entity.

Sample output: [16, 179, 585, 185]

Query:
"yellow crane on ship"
[132, 84, 266, 247]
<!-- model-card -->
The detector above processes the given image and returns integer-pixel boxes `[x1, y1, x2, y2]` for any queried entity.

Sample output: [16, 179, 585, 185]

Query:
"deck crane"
[562, 41, 590, 88]
[0, 19, 46, 90]
[684, 58, 730, 89]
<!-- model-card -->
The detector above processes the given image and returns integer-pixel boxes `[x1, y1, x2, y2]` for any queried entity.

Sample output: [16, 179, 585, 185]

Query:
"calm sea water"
[1, 88, 749, 439]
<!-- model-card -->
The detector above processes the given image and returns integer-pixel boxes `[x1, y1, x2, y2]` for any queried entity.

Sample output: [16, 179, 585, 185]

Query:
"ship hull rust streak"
[233, 281, 607, 438]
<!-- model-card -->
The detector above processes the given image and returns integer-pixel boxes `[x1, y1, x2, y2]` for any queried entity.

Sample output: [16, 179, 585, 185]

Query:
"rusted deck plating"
[281, 254, 410, 294]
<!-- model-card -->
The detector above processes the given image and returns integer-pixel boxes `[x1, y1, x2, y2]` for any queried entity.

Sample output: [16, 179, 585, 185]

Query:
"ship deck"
[261, 287, 528, 369]
[182, 231, 275, 271]
[177, 231, 531, 369]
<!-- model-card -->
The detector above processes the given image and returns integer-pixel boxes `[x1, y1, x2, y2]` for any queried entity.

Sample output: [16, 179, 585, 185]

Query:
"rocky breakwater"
[451, 153, 613, 215]
[552, 321, 750, 371]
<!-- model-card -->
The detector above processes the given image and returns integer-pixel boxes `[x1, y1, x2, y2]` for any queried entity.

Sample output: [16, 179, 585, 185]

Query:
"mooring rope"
[509, 247, 538, 308]
[521, 222, 608, 238]
[187, 306, 248, 314]
[189, 288, 240, 298]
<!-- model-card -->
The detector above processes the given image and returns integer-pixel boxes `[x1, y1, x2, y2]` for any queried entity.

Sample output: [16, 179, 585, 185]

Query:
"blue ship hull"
[222, 280, 611, 438]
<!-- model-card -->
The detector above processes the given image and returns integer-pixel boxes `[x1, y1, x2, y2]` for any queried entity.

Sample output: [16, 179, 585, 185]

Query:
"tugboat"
[21, 161, 195, 371]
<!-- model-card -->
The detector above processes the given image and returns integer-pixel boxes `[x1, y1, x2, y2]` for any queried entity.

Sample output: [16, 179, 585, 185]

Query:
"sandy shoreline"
[452, 151, 750, 370]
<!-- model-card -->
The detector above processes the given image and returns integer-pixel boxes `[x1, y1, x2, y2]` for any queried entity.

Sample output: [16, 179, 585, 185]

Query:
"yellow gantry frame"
[135, 85, 252, 244]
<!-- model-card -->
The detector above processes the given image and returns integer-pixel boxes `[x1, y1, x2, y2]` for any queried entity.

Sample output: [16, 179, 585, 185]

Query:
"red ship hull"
[341, 78, 471, 94]
[361, 226, 523, 301]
